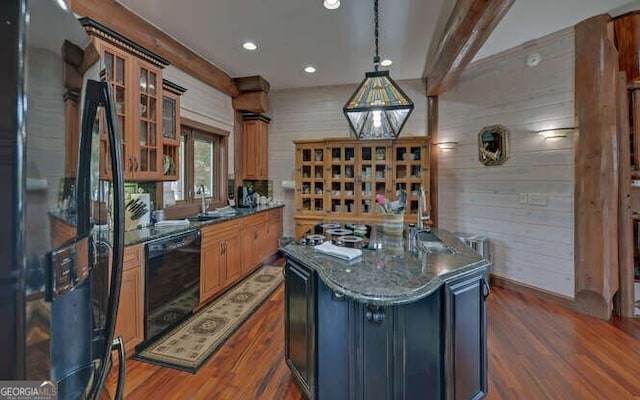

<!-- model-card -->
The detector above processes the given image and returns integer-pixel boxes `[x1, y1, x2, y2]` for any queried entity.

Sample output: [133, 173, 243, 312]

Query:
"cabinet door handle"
[332, 291, 345, 301]
[134, 157, 139, 172]
[365, 305, 385, 324]
[482, 278, 490, 300]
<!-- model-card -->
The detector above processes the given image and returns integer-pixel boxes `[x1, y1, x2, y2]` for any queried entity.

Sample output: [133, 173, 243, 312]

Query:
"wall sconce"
[536, 127, 575, 140]
[435, 141, 458, 150]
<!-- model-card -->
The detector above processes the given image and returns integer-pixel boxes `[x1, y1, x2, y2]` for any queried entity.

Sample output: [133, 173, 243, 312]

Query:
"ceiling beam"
[424, 0, 514, 96]
[70, 0, 240, 97]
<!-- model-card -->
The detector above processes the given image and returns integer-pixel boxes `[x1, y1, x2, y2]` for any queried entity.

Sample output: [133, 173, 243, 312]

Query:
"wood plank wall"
[438, 28, 576, 298]
[268, 80, 429, 237]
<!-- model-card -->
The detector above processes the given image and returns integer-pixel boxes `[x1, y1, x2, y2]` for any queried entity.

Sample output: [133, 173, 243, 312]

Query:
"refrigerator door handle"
[111, 336, 126, 400]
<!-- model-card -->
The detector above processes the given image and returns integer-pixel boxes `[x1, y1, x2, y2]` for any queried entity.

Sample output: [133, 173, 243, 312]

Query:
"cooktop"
[299, 223, 373, 249]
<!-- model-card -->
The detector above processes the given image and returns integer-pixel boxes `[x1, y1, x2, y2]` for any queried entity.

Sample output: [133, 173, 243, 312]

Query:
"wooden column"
[428, 95, 439, 227]
[574, 15, 620, 320]
[617, 72, 634, 318]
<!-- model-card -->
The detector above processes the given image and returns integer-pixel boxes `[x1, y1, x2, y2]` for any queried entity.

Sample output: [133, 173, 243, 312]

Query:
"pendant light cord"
[373, 0, 380, 71]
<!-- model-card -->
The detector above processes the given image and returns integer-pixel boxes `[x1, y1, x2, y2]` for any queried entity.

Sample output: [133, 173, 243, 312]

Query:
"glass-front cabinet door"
[161, 81, 185, 181]
[162, 94, 177, 143]
[296, 143, 326, 216]
[393, 141, 429, 217]
[135, 60, 162, 179]
[328, 144, 356, 216]
[99, 43, 129, 180]
[358, 142, 392, 217]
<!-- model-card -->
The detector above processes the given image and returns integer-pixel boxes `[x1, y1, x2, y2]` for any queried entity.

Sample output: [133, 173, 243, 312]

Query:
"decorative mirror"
[478, 124, 509, 166]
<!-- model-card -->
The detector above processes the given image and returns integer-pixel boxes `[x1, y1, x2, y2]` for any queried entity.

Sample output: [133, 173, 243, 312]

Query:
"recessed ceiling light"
[242, 41, 258, 51]
[323, 0, 340, 10]
[380, 59, 393, 67]
[526, 52, 542, 67]
[304, 66, 316, 74]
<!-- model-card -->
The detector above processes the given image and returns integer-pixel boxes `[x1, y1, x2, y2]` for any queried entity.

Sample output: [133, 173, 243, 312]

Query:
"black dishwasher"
[144, 230, 201, 343]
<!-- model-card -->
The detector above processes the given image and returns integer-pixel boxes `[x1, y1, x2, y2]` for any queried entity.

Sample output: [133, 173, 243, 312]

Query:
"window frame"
[174, 118, 229, 208]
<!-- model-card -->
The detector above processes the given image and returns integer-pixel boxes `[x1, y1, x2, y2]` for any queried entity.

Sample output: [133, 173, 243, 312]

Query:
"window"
[164, 123, 228, 207]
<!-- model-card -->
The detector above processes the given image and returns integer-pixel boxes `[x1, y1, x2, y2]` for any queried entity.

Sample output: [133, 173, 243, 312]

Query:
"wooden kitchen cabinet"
[265, 208, 283, 262]
[294, 137, 430, 236]
[241, 113, 271, 180]
[240, 212, 267, 274]
[200, 221, 241, 304]
[115, 244, 144, 357]
[161, 80, 186, 181]
[81, 18, 169, 182]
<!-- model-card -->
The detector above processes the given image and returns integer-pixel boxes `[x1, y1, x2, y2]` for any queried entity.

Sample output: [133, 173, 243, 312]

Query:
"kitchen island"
[281, 227, 490, 400]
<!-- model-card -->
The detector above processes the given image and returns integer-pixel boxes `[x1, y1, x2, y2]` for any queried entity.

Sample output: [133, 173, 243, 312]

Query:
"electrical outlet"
[519, 193, 528, 204]
[527, 193, 548, 206]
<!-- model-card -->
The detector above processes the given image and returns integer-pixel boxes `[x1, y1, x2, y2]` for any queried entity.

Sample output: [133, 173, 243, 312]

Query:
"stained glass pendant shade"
[343, 70, 414, 139]
[343, 0, 414, 139]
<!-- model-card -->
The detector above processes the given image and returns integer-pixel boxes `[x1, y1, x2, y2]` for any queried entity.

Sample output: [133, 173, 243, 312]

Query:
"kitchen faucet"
[417, 186, 430, 229]
[198, 185, 207, 214]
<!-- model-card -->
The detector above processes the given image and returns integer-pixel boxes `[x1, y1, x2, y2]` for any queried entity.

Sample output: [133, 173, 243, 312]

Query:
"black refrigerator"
[0, 0, 126, 399]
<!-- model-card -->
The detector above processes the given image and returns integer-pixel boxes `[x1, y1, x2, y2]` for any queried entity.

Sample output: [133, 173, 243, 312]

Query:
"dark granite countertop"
[281, 228, 490, 306]
[51, 204, 284, 246]
[123, 204, 284, 245]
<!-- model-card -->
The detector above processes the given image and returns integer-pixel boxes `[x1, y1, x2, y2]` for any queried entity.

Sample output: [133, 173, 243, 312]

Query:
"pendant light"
[343, 0, 414, 140]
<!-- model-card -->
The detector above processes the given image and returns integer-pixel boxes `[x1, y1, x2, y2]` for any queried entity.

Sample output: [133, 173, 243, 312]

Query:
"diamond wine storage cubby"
[294, 137, 430, 235]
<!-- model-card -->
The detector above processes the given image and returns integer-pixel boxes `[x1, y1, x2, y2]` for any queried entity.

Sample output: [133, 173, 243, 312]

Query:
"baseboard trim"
[490, 274, 575, 311]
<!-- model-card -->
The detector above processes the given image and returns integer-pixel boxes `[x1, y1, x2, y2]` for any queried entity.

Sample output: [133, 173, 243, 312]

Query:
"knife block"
[125, 193, 150, 230]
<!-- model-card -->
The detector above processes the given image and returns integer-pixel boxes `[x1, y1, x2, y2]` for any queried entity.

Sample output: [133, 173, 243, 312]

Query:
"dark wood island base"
[282, 228, 490, 400]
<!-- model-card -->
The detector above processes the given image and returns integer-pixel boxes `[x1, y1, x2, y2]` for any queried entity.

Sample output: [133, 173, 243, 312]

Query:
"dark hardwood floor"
[103, 282, 640, 399]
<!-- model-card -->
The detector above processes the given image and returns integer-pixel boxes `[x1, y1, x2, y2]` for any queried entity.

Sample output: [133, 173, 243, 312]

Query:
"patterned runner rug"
[134, 265, 284, 373]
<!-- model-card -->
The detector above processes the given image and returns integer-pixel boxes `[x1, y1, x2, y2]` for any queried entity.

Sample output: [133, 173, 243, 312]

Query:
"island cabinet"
[283, 249, 489, 400]
[199, 221, 241, 304]
[240, 212, 268, 274]
[115, 244, 144, 357]
[444, 272, 489, 400]
[285, 258, 444, 400]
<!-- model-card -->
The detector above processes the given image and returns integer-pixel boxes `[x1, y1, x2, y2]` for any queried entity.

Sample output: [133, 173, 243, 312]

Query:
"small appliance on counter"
[237, 185, 257, 208]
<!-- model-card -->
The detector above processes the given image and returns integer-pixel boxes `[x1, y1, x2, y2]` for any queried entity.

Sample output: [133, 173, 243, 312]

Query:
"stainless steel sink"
[416, 231, 454, 254]
[188, 214, 222, 221]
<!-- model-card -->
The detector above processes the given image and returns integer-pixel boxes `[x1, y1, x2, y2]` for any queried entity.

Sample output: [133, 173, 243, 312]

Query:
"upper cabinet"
[80, 18, 171, 182]
[294, 137, 430, 232]
[241, 113, 271, 180]
[161, 80, 186, 181]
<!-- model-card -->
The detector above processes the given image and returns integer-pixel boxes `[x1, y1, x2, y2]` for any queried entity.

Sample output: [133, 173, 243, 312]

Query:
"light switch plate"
[519, 193, 528, 204]
[527, 193, 548, 206]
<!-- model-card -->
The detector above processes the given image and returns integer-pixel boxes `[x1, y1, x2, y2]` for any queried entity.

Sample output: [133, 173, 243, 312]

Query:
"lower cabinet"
[265, 208, 283, 262]
[200, 221, 241, 304]
[284, 257, 488, 400]
[444, 271, 489, 400]
[284, 260, 316, 399]
[115, 244, 144, 357]
[240, 213, 267, 274]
